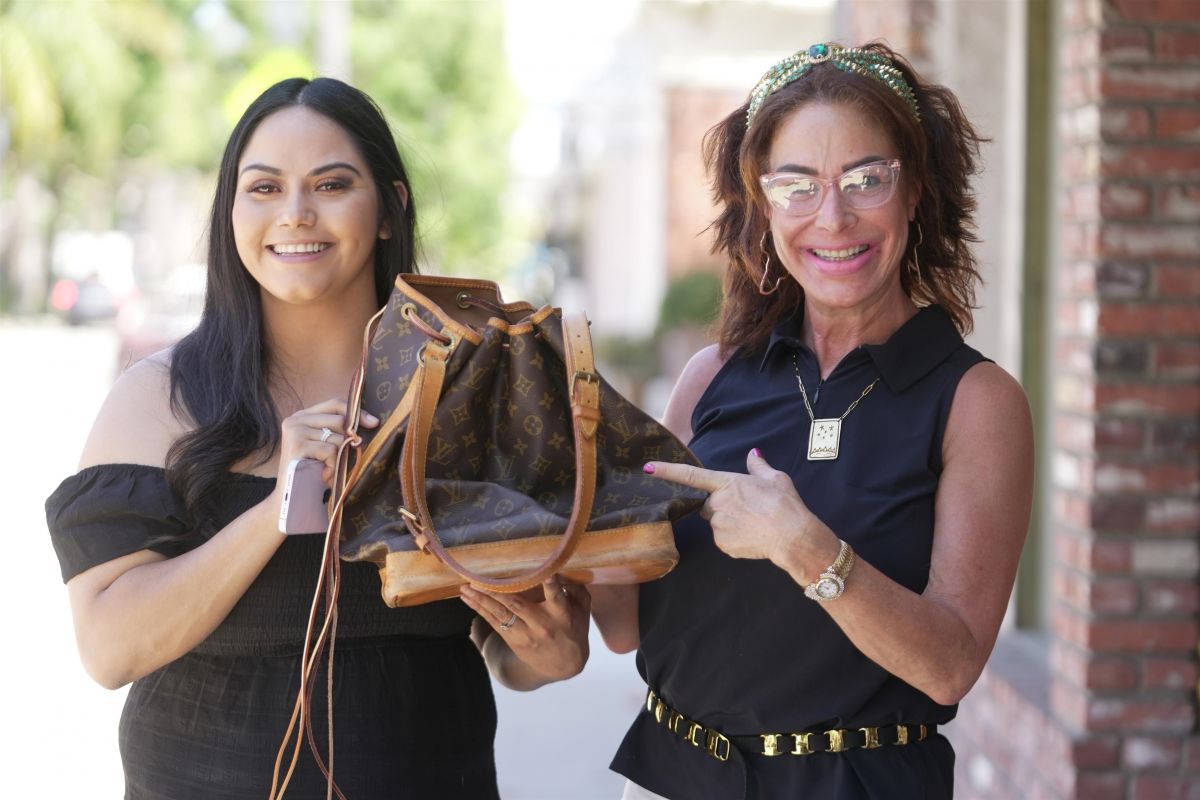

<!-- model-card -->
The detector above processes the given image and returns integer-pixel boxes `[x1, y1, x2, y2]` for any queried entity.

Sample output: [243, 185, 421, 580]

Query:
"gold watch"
[804, 539, 855, 602]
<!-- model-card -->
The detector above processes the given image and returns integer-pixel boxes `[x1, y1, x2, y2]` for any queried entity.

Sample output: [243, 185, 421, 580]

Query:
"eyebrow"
[238, 161, 364, 177]
[773, 155, 889, 175]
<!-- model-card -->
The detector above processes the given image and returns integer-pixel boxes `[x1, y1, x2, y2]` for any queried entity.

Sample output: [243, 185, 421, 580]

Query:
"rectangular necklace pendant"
[807, 417, 841, 461]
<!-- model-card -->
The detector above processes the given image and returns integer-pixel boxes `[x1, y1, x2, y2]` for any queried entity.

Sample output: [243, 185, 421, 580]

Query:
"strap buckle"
[572, 370, 599, 386]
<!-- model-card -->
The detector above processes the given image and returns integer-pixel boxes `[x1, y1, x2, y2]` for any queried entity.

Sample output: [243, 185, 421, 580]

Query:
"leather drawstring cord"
[269, 308, 380, 800]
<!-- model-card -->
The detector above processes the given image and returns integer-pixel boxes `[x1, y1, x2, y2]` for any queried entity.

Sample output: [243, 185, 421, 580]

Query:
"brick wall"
[845, 0, 1200, 797]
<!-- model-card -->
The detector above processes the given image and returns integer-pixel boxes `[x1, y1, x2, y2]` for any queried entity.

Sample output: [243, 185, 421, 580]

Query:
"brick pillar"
[841, 0, 1200, 796]
[1049, 1, 1200, 796]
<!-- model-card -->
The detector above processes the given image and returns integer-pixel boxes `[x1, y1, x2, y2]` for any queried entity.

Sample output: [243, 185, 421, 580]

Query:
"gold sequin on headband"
[746, 43, 921, 126]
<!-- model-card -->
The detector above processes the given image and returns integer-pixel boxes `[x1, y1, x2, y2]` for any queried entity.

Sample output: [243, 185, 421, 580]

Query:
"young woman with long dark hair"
[46, 77, 590, 799]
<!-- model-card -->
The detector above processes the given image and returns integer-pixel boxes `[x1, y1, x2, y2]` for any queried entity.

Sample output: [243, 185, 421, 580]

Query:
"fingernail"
[365, 412, 379, 423]
[751, 448, 762, 458]
[643, 463, 655, 474]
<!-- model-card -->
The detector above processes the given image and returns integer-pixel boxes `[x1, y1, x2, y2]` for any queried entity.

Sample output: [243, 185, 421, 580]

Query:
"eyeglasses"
[759, 159, 902, 216]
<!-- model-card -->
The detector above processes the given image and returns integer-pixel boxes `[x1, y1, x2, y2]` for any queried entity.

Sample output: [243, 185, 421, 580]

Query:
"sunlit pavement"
[1, 319, 642, 799]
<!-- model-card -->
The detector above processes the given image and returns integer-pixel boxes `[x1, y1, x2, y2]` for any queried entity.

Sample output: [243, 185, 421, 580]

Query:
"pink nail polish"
[643, 463, 655, 474]
[751, 448, 762, 458]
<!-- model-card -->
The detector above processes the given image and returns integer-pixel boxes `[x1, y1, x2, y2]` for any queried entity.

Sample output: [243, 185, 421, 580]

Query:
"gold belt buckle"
[706, 731, 731, 762]
[860, 726, 881, 749]
[760, 733, 781, 757]
[791, 732, 814, 756]
[825, 729, 847, 753]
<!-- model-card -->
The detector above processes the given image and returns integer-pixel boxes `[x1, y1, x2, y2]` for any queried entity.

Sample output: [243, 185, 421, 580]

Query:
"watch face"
[815, 576, 844, 600]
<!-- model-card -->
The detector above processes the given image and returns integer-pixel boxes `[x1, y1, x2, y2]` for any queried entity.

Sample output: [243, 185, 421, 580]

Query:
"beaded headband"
[746, 43, 921, 126]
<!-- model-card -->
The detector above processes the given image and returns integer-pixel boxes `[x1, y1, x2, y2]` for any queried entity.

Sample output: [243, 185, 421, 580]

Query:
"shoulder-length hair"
[705, 41, 985, 357]
[166, 77, 417, 525]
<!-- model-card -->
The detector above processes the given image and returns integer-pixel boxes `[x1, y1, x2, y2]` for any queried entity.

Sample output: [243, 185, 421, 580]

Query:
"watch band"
[804, 539, 855, 601]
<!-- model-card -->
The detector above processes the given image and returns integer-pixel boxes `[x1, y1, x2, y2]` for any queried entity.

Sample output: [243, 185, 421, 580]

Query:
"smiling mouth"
[270, 242, 330, 255]
[811, 245, 869, 261]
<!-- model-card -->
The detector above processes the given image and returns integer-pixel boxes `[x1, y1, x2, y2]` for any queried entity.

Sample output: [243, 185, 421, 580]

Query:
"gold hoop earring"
[906, 223, 925, 293]
[758, 232, 783, 296]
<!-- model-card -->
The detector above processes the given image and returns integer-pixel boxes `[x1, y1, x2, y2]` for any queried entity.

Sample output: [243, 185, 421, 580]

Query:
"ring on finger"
[320, 427, 334, 444]
[499, 611, 518, 631]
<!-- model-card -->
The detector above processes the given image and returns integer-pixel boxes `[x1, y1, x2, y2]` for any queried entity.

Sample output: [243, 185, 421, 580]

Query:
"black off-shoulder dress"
[46, 464, 499, 800]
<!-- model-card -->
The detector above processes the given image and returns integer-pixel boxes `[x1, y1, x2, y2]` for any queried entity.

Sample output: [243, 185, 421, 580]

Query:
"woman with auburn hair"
[591, 42, 1033, 798]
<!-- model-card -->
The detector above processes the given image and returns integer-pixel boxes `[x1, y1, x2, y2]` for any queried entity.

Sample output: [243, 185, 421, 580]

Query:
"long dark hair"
[166, 77, 417, 525]
[705, 41, 985, 357]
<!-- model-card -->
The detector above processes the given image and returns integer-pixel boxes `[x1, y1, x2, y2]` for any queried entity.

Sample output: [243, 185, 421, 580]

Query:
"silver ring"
[499, 612, 518, 631]
[320, 427, 334, 443]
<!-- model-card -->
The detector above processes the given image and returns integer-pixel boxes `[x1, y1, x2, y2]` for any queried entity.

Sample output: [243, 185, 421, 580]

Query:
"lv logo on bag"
[334, 274, 705, 606]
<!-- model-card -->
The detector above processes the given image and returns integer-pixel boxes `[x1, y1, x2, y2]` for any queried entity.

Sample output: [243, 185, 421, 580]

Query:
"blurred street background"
[4, 0, 1198, 798]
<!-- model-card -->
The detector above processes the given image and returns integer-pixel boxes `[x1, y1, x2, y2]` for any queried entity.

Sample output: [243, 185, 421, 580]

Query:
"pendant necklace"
[792, 352, 879, 461]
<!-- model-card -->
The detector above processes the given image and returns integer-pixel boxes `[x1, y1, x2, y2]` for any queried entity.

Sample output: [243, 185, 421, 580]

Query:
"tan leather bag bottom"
[378, 523, 679, 607]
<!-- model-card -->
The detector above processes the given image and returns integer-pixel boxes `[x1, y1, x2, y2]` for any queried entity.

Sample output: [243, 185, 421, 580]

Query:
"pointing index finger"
[644, 461, 727, 493]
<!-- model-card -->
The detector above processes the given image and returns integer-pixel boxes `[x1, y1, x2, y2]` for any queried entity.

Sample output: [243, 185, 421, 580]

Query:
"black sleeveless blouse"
[611, 306, 987, 799]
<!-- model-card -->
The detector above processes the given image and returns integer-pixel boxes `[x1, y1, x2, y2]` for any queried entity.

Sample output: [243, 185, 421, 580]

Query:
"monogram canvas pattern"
[339, 276, 705, 569]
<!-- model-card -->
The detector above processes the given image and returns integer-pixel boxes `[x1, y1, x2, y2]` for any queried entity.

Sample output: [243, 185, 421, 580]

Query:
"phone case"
[278, 458, 331, 534]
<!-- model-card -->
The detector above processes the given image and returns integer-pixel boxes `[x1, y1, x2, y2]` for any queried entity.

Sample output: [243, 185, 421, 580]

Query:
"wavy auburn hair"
[705, 41, 986, 356]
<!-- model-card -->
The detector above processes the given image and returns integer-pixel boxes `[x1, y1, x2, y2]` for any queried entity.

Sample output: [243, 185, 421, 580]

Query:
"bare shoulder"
[79, 347, 189, 470]
[661, 344, 728, 443]
[944, 361, 1032, 465]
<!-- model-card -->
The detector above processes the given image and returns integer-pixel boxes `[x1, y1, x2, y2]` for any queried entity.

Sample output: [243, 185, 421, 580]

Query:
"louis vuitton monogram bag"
[330, 274, 705, 607]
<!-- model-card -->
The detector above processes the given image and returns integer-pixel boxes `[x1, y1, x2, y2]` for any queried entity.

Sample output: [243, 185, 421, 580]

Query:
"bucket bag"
[272, 274, 705, 798]
[333, 273, 705, 605]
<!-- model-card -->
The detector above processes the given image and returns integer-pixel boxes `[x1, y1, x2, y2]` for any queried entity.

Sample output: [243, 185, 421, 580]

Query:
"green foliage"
[656, 271, 723, 334]
[0, 0, 521, 311]
[350, 0, 521, 278]
[595, 334, 660, 384]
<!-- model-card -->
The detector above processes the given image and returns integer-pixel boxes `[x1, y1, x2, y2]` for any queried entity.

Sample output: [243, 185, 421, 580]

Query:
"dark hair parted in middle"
[704, 41, 986, 357]
[167, 77, 417, 526]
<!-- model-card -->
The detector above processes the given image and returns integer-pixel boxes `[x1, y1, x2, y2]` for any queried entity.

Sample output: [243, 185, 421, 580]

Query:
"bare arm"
[798, 363, 1033, 703]
[589, 345, 727, 654]
[649, 362, 1034, 705]
[66, 356, 360, 689]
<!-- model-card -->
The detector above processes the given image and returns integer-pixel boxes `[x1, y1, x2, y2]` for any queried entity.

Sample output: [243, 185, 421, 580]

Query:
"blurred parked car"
[115, 264, 206, 370]
[49, 274, 121, 325]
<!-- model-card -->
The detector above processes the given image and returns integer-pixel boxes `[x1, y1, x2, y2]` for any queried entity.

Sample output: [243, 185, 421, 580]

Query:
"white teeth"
[812, 245, 868, 260]
[272, 242, 329, 254]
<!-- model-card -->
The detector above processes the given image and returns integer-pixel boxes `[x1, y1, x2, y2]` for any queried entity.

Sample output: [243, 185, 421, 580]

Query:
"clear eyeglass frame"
[759, 159, 903, 216]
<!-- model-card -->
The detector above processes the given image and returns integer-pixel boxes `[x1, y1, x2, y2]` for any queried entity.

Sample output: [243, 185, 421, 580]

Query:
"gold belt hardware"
[644, 690, 931, 762]
[645, 690, 731, 762]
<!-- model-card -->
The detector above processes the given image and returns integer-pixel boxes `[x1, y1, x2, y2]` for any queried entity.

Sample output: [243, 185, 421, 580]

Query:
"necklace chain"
[791, 352, 879, 422]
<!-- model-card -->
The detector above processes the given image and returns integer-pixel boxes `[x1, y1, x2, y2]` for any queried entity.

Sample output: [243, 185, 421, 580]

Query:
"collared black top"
[611, 306, 987, 799]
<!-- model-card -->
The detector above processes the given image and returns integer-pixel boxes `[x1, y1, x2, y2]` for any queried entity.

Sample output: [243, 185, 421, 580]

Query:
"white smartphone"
[277, 458, 331, 535]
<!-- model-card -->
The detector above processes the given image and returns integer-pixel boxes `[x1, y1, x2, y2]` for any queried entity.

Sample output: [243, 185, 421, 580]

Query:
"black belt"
[644, 689, 936, 763]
